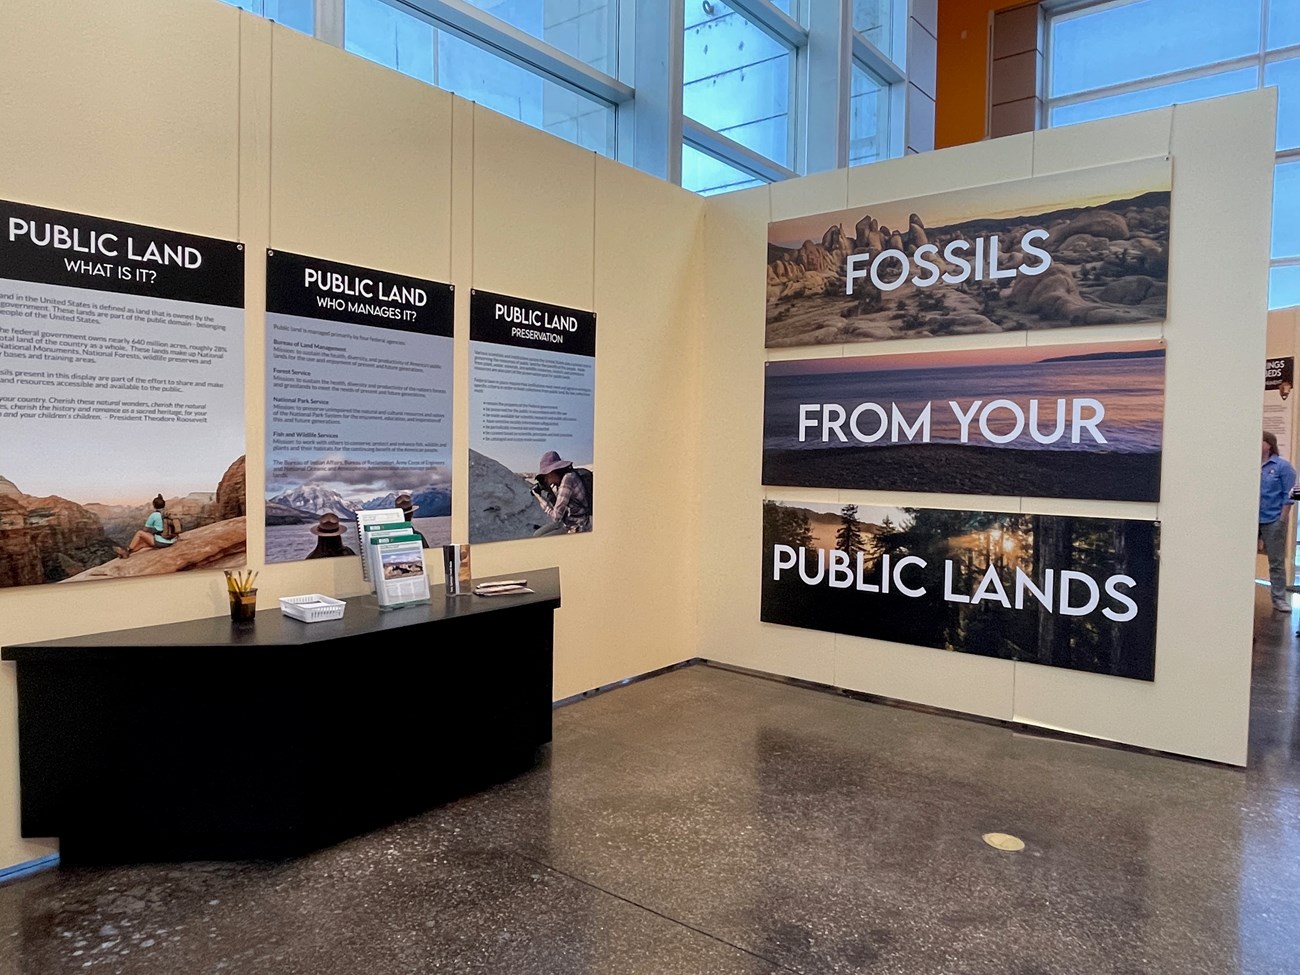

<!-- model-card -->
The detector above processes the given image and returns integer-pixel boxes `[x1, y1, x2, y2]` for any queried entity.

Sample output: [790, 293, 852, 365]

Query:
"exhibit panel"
[0, 200, 248, 587]
[698, 94, 1276, 765]
[467, 290, 596, 543]
[761, 340, 1166, 501]
[762, 500, 1160, 680]
[263, 249, 455, 562]
[1009, 92, 1277, 765]
[766, 157, 1172, 348]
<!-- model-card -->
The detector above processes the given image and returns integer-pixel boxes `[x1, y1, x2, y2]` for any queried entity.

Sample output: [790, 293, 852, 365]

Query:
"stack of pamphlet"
[473, 579, 533, 597]
[356, 508, 407, 584]
[360, 507, 430, 609]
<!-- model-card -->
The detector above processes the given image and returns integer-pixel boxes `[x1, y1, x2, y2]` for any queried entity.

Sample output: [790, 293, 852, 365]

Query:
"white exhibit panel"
[697, 91, 1277, 766]
[833, 637, 1014, 721]
[847, 132, 1036, 209]
[0, 0, 1281, 881]
[1012, 91, 1277, 766]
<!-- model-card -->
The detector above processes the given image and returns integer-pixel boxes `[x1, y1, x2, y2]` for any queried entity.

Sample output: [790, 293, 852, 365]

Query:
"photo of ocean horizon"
[762, 340, 1164, 501]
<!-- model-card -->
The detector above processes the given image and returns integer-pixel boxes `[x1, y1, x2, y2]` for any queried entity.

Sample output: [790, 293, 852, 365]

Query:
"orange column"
[935, 0, 1035, 149]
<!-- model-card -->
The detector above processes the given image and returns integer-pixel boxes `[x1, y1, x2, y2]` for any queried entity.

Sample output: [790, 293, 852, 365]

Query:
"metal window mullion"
[801, 0, 850, 174]
[851, 32, 904, 86]
[1045, 52, 1265, 114]
[315, 0, 344, 46]
[388, 0, 634, 105]
[683, 117, 797, 182]
[1265, 43, 1300, 66]
[1043, 0, 1133, 27]
[726, 0, 808, 49]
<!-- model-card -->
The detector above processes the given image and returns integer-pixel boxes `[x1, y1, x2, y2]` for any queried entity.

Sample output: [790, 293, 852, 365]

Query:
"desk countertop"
[2, 566, 560, 661]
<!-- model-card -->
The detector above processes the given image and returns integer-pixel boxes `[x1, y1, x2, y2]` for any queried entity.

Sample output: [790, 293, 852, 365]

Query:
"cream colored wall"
[698, 93, 1277, 766]
[0, 0, 702, 870]
[0, 0, 1277, 875]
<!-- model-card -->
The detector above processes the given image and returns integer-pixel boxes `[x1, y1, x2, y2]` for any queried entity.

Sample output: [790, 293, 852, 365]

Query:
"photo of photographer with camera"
[531, 450, 592, 536]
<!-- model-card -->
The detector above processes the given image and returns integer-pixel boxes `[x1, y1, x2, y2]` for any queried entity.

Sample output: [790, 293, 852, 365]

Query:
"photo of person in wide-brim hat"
[531, 449, 592, 536]
[394, 492, 430, 548]
[305, 511, 356, 559]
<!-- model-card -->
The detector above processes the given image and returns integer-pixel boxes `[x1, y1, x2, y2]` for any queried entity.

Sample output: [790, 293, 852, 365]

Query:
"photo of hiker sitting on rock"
[531, 450, 592, 536]
[114, 494, 176, 559]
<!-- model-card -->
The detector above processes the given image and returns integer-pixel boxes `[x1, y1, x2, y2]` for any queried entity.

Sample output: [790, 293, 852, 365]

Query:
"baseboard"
[0, 853, 59, 885]
[697, 658, 1237, 769]
[553, 658, 703, 709]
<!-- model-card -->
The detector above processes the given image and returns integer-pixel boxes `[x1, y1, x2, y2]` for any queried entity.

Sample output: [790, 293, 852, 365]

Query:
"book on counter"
[442, 543, 473, 595]
[356, 508, 407, 583]
[370, 533, 431, 609]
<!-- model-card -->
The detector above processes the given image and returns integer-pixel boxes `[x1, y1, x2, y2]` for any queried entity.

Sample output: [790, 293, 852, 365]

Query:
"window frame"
[1043, 0, 1300, 308]
[228, 0, 919, 196]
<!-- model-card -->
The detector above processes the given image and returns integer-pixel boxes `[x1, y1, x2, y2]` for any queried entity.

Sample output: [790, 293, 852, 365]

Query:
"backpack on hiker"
[573, 467, 593, 513]
[162, 512, 183, 540]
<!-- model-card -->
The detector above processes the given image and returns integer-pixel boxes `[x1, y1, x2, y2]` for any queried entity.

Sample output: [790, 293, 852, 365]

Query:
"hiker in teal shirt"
[1260, 431, 1296, 612]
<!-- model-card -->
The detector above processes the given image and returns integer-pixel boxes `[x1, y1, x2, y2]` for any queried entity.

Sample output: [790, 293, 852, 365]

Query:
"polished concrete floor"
[1, 593, 1299, 974]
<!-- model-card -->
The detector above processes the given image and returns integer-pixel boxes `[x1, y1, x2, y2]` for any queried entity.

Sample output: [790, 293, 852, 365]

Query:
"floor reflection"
[0, 601, 1295, 973]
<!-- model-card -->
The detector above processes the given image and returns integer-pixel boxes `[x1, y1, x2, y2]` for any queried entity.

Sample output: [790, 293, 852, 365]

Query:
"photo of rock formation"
[766, 167, 1171, 347]
[468, 449, 596, 542]
[0, 456, 247, 586]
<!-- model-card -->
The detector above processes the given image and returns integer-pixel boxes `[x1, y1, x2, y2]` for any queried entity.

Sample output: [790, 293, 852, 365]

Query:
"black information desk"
[2, 568, 559, 864]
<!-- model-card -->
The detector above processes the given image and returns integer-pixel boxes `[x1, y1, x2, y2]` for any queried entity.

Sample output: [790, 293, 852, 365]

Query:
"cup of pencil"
[225, 570, 258, 623]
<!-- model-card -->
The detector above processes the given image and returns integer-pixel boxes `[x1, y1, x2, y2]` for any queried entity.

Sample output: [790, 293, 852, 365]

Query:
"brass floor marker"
[982, 832, 1025, 852]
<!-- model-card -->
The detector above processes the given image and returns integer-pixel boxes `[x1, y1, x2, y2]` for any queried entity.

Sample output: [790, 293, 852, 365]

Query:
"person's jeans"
[1260, 518, 1290, 607]
[533, 518, 567, 538]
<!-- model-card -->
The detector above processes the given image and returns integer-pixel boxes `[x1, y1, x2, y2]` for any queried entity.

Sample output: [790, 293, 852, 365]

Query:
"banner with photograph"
[264, 250, 453, 563]
[763, 339, 1164, 502]
[0, 198, 245, 587]
[766, 156, 1171, 347]
[761, 500, 1159, 680]
[468, 289, 596, 542]
[1263, 356, 1293, 460]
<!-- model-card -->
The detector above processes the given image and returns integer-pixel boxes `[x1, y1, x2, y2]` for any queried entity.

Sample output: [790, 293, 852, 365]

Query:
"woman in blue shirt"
[114, 494, 177, 559]
[1260, 432, 1296, 612]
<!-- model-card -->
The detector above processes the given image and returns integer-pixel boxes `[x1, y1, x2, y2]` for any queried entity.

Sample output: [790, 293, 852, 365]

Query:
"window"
[343, 0, 615, 157]
[1046, 0, 1300, 309]
[1049, 67, 1258, 128]
[1049, 0, 1260, 99]
[682, 0, 794, 168]
[852, 0, 894, 58]
[849, 62, 890, 166]
[1265, 57, 1300, 152]
[460, 0, 616, 74]
[439, 31, 615, 153]
[346, 0, 435, 83]
[1269, 0, 1300, 50]
[1275, 161, 1300, 263]
[681, 143, 766, 196]
[235, 0, 919, 197]
[217, 0, 313, 34]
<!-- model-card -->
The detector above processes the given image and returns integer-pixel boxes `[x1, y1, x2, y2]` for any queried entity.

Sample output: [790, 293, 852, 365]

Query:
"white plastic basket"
[279, 593, 346, 623]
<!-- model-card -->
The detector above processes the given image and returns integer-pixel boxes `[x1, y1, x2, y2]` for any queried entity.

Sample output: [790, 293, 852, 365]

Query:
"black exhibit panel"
[1, 568, 560, 864]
